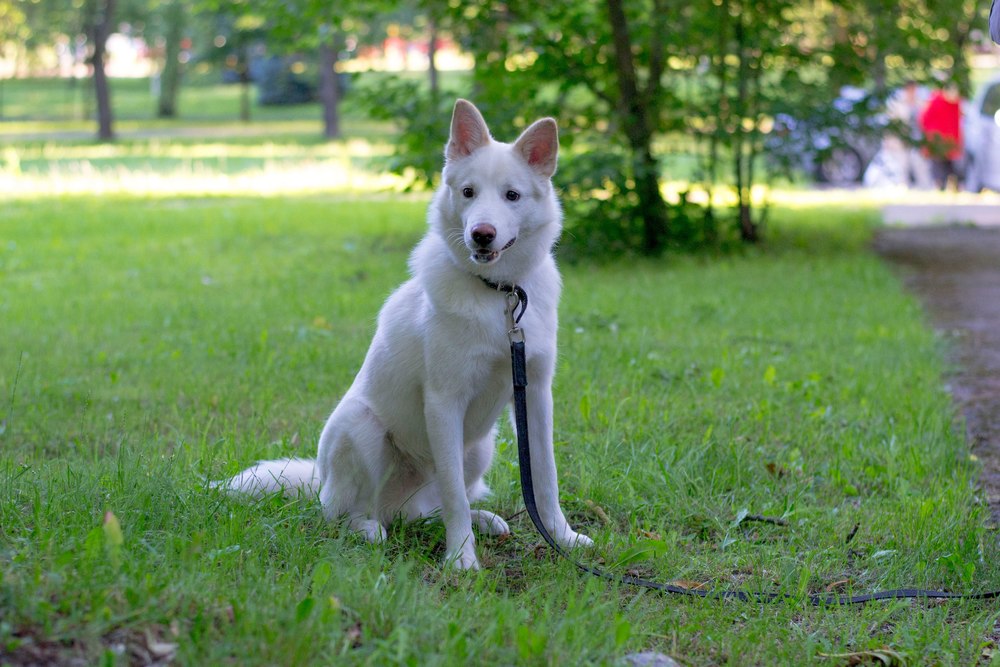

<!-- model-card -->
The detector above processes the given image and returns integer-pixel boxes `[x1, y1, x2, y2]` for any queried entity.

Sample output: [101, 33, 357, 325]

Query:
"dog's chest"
[458, 352, 516, 440]
[434, 311, 527, 430]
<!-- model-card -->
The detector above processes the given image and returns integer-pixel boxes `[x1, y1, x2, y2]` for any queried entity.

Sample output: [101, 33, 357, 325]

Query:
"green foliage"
[830, 0, 987, 96]
[0, 1, 29, 49]
[358, 0, 987, 255]
[7, 0, 992, 246]
[355, 74, 454, 187]
[557, 151, 726, 257]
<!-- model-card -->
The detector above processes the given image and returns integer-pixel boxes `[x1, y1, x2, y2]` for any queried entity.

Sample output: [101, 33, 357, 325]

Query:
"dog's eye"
[462, 187, 475, 198]
[505, 190, 520, 202]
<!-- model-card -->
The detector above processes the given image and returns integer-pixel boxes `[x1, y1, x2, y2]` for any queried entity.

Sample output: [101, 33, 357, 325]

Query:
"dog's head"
[436, 99, 561, 273]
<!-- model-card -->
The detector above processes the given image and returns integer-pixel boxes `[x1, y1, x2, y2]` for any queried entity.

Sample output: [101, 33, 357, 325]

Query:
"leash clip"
[505, 291, 525, 344]
[479, 276, 527, 343]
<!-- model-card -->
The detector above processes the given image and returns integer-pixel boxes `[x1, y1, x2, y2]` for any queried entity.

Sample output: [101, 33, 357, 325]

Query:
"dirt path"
[874, 226, 1000, 522]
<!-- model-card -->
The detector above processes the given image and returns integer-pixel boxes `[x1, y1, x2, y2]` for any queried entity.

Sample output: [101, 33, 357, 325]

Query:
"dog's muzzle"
[472, 237, 516, 264]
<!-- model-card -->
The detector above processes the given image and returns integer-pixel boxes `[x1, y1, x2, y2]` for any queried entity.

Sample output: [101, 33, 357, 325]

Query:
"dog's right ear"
[446, 99, 491, 162]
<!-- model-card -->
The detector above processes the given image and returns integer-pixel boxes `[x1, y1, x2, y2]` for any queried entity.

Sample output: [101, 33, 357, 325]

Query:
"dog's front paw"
[445, 545, 481, 570]
[551, 525, 594, 549]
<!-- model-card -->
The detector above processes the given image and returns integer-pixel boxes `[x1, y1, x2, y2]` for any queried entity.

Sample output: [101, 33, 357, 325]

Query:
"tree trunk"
[604, 0, 669, 253]
[732, 10, 758, 243]
[738, 204, 758, 242]
[90, 0, 116, 141]
[635, 149, 670, 251]
[238, 44, 251, 123]
[428, 17, 439, 102]
[318, 36, 340, 139]
[157, 0, 185, 118]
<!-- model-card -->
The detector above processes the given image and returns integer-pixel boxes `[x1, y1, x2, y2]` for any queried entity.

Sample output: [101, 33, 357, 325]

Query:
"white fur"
[212, 457, 319, 496]
[220, 100, 592, 569]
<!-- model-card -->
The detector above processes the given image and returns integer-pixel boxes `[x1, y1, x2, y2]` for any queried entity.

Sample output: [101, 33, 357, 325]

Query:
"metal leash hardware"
[480, 275, 528, 331]
[505, 291, 525, 345]
[499, 282, 1000, 605]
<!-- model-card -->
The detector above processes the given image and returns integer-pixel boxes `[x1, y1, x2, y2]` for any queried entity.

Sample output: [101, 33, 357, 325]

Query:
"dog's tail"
[210, 458, 320, 498]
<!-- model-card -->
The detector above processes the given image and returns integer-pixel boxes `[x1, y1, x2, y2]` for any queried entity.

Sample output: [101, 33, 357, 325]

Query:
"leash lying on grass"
[486, 280, 1000, 605]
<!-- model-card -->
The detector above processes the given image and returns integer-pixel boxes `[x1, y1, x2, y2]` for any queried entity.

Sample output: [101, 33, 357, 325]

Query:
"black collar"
[479, 276, 528, 324]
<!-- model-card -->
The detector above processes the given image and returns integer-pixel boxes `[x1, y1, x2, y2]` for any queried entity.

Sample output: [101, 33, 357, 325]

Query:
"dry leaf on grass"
[825, 579, 852, 592]
[584, 500, 612, 525]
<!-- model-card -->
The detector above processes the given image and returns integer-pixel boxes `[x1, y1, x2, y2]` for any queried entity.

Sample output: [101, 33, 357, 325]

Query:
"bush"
[257, 56, 316, 106]
[358, 78, 724, 257]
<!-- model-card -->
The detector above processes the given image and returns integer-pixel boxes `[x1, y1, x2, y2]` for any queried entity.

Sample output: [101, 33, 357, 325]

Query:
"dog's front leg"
[425, 391, 479, 570]
[526, 360, 594, 549]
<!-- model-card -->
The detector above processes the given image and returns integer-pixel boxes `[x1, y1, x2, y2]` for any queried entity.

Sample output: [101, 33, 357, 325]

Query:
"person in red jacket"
[919, 83, 963, 190]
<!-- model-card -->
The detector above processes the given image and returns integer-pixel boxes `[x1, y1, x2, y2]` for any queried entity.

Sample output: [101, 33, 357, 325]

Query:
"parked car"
[766, 86, 885, 186]
[963, 76, 1000, 193]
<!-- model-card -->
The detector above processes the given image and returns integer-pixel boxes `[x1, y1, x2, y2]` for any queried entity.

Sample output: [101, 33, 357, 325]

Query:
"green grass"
[0, 74, 404, 195]
[0, 75, 323, 123]
[2, 194, 999, 665]
[0, 75, 419, 198]
[0, 71, 472, 125]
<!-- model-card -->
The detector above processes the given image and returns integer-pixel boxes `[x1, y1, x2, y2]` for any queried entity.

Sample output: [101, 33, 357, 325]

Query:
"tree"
[604, 0, 671, 251]
[83, 0, 118, 140]
[84, 0, 152, 139]
[829, 0, 986, 95]
[34, 0, 146, 140]
[447, 0, 711, 253]
[153, 0, 188, 117]
[0, 0, 28, 118]
[365, 0, 991, 256]
[690, 0, 814, 243]
[259, 0, 395, 139]
[196, 0, 267, 122]
[425, 9, 440, 101]
[316, 24, 342, 139]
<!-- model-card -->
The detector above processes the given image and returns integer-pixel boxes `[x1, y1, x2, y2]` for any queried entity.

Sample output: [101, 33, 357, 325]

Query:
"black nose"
[471, 224, 496, 247]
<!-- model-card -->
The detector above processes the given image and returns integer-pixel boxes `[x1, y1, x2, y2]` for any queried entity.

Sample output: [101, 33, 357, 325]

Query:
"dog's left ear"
[513, 118, 559, 179]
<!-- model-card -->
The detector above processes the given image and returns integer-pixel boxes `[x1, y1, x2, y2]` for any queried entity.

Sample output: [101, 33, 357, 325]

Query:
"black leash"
[484, 277, 1000, 605]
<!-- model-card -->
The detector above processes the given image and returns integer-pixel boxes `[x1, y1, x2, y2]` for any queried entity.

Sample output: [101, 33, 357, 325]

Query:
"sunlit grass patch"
[0, 159, 407, 197]
[0, 134, 406, 197]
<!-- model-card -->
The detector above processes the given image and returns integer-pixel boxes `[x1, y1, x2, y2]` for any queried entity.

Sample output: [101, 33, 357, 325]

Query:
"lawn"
[0, 75, 409, 199]
[0, 74, 333, 124]
[2, 77, 999, 663]
[2, 190, 1000, 665]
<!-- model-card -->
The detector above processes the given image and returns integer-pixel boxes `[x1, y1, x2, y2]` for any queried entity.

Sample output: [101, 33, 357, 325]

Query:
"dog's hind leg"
[470, 509, 509, 536]
[346, 512, 387, 543]
[395, 483, 510, 536]
[317, 398, 390, 543]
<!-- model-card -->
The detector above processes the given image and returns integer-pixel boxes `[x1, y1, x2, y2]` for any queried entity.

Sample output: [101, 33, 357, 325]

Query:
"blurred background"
[1, 0, 998, 253]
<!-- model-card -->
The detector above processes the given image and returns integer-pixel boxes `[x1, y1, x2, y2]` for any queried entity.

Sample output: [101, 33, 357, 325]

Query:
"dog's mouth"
[471, 237, 516, 264]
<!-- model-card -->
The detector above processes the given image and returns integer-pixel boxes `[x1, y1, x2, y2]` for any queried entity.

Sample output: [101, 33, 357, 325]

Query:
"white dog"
[220, 99, 592, 569]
